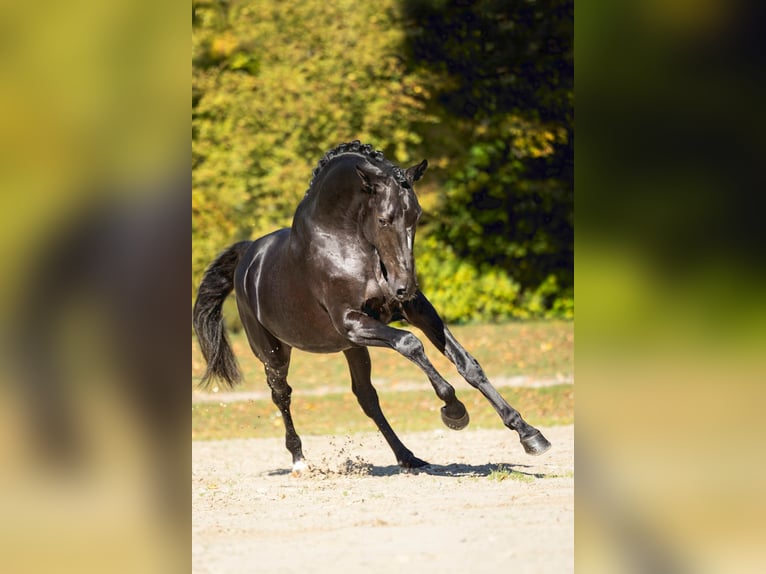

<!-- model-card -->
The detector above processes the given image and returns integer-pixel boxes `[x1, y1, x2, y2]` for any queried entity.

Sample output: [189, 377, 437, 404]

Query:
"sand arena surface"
[193, 425, 573, 573]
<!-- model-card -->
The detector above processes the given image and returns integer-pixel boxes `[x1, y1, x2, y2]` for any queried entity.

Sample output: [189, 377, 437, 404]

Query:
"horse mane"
[306, 140, 406, 195]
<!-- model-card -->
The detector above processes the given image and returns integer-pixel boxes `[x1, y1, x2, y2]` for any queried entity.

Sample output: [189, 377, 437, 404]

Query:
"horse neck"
[296, 155, 370, 235]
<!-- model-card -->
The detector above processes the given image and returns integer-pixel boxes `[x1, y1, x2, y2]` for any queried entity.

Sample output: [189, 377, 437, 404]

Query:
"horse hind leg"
[264, 360, 306, 473]
[239, 312, 305, 471]
[343, 347, 428, 469]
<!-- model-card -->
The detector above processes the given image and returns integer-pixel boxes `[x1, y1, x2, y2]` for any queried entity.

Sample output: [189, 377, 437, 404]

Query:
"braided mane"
[306, 140, 406, 195]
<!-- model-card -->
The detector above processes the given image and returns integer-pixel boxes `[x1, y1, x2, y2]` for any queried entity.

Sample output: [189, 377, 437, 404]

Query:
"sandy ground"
[192, 424, 573, 573]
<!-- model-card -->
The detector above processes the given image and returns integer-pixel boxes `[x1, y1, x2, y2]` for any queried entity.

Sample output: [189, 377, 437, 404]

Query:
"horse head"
[355, 158, 427, 301]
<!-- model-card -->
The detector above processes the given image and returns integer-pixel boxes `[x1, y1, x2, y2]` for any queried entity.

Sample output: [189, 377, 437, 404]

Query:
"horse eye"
[378, 217, 389, 227]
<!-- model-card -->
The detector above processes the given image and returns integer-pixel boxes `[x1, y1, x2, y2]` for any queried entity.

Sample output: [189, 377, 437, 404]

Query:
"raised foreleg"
[338, 310, 470, 432]
[402, 292, 551, 455]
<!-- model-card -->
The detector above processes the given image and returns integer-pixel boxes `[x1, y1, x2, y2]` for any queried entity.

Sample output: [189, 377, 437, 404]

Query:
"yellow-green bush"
[416, 234, 573, 323]
[416, 235, 520, 323]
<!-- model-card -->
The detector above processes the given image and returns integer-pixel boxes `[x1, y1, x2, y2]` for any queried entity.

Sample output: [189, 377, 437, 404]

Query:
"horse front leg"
[343, 347, 428, 469]
[402, 292, 551, 455]
[340, 310, 470, 431]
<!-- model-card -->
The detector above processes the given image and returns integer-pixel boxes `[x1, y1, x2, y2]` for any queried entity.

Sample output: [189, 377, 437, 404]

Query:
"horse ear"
[355, 162, 382, 192]
[405, 159, 428, 184]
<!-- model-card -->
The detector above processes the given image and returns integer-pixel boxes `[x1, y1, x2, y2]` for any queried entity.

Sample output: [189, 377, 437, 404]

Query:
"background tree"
[401, 0, 573, 318]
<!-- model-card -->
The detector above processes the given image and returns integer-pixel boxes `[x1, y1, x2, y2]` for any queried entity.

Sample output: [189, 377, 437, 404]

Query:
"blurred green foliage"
[192, 0, 573, 322]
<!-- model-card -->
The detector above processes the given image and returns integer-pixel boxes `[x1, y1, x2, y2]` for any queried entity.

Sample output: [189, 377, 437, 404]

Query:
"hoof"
[291, 460, 308, 476]
[399, 455, 429, 469]
[441, 404, 470, 430]
[521, 431, 551, 455]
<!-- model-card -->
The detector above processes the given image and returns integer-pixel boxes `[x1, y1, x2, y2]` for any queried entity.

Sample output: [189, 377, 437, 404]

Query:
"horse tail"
[193, 241, 251, 389]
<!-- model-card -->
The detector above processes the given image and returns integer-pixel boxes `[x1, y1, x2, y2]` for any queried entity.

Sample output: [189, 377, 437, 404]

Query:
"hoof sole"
[521, 431, 551, 455]
[441, 405, 470, 430]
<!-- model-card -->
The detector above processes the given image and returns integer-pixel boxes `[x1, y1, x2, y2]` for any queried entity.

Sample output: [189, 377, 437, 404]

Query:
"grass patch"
[192, 321, 573, 393]
[192, 384, 573, 441]
[488, 465, 534, 483]
[487, 465, 574, 482]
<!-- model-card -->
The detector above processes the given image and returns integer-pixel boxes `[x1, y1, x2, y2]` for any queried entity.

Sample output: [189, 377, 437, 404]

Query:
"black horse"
[193, 141, 551, 471]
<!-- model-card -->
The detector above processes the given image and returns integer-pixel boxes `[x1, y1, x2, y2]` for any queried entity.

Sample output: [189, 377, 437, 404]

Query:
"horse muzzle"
[374, 250, 417, 301]
[393, 284, 410, 301]
[390, 276, 417, 301]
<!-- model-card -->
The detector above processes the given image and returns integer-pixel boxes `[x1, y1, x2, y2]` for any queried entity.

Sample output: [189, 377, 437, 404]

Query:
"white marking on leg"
[292, 460, 307, 474]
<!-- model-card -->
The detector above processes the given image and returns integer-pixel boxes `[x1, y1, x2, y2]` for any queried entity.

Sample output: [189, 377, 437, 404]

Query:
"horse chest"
[361, 282, 398, 323]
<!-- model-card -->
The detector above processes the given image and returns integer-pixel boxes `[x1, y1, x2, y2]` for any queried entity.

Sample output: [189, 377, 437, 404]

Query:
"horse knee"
[452, 351, 484, 384]
[394, 332, 425, 359]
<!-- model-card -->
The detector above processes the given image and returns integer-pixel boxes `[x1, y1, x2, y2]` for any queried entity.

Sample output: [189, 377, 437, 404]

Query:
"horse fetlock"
[394, 332, 424, 358]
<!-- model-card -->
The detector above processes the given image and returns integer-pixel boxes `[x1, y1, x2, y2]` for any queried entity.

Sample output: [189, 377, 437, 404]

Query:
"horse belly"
[261, 296, 349, 353]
